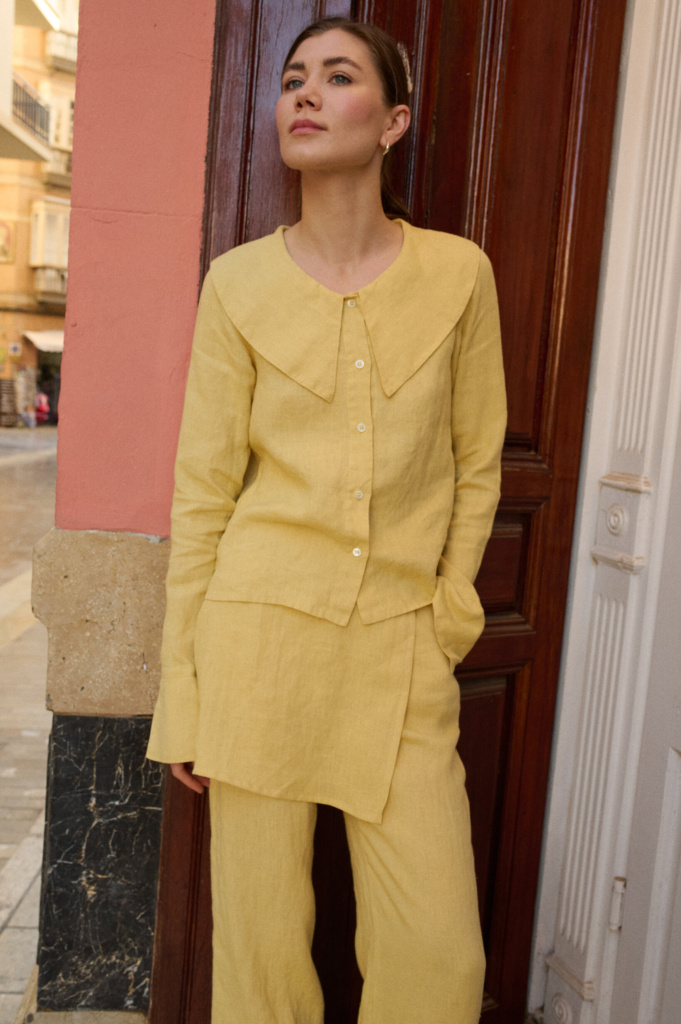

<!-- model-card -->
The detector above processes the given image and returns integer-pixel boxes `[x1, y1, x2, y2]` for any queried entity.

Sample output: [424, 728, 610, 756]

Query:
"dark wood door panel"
[502, 458, 553, 498]
[356, 0, 445, 224]
[459, 675, 514, 935]
[430, 0, 580, 450]
[312, 805, 363, 1024]
[151, 776, 213, 1024]
[150, 0, 628, 1021]
[458, 665, 534, 1019]
[204, 0, 351, 259]
[476, 513, 531, 616]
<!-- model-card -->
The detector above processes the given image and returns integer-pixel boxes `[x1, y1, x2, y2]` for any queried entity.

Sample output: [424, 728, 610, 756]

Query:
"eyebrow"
[281, 56, 363, 78]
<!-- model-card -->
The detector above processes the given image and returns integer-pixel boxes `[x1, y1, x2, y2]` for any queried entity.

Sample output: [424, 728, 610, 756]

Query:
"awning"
[23, 330, 64, 353]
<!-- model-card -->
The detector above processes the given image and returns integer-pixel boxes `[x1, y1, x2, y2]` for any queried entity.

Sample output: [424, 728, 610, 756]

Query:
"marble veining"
[37, 715, 165, 1012]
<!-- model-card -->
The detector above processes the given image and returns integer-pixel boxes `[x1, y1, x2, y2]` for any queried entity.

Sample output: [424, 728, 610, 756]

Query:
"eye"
[331, 73, 351, 85]
[283, 77, 303, 91]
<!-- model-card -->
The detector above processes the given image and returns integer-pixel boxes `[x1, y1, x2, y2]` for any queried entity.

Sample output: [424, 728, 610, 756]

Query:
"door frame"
[529, 0, 681, 1019]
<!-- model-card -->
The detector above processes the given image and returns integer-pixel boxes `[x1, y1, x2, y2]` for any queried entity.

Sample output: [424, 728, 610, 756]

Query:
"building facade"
[0, 0, 77, 425]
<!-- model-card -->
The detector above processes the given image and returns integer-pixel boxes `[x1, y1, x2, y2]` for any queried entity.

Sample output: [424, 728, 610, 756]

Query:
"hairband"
[397, 42, 414, 95]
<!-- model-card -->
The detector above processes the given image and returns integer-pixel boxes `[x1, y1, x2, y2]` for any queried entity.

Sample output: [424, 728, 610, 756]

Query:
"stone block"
[32, 529, 169, 716]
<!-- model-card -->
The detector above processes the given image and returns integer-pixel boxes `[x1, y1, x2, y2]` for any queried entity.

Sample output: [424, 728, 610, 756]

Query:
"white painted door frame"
[528, 0, 681, 1021]
[608, 434, 681, 1023]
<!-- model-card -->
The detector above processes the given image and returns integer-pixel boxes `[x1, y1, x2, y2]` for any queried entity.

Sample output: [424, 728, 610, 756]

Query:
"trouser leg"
[343, 605, 486, 1024]
[209, 780, 324, 1024]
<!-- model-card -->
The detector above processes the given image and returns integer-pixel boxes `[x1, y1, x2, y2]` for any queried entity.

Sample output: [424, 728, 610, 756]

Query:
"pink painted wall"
[55, 0, 216, 535]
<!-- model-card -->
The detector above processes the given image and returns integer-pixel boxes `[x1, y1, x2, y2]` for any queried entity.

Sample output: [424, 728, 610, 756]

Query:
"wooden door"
[149, 1, 627, 1021]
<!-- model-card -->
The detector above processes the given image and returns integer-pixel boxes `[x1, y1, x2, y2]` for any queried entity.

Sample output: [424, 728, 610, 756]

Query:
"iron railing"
[12, 73, 50, 144]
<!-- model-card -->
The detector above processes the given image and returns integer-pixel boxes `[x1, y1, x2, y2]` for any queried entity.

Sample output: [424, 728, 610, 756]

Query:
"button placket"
[343, 296, 372, 561]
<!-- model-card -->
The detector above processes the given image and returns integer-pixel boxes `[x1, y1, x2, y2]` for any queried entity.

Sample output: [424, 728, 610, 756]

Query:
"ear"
[381, 104, 411, 149]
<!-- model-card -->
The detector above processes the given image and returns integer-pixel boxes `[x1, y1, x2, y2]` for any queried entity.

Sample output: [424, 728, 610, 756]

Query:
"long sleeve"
[432, 250, 507, 670]
[146, 268, 256, 763]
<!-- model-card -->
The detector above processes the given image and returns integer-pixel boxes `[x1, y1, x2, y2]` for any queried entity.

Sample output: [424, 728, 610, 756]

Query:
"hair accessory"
[397, 42, 414, 94]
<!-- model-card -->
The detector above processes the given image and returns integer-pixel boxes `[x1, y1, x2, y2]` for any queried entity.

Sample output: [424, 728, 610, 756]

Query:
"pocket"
[422, 602, 455, 674]
[431, 567, 485, 671]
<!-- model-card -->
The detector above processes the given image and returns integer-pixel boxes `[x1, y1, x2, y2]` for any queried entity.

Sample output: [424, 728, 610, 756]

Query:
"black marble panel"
[37, 715, 165, 1012]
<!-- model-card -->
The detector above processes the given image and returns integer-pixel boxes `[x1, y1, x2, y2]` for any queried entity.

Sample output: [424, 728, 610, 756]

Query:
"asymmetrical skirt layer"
[186, 598, 460, 824]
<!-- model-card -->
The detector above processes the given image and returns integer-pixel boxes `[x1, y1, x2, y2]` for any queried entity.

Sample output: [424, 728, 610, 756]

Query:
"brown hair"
[281, 16, 413, 222]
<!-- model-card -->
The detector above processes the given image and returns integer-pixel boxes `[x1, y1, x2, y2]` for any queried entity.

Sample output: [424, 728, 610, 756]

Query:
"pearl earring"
[383, 142, 390, 156]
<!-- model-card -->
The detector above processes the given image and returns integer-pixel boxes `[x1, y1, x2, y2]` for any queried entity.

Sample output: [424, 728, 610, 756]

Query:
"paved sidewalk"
[0, 428, 57, 1023]
[0, 426, 57, 452]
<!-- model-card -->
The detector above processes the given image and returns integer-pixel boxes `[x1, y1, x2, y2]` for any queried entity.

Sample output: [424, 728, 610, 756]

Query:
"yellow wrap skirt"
[190, 597, 457, 825]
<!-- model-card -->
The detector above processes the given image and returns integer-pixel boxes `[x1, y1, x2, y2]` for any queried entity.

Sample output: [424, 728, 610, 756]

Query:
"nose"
[295, 80, 321, 109]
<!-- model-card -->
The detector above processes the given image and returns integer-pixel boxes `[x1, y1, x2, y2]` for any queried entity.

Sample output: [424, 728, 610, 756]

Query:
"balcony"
[45, 31, 78, 74]
[14, 0, 60, 32]
[12, 73, 50, 145]
[43, 149, 73, 188]
[34, 267, 68, 308]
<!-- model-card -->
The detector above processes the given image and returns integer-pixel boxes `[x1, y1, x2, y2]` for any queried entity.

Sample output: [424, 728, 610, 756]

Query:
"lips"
[290, 119, 325, 134]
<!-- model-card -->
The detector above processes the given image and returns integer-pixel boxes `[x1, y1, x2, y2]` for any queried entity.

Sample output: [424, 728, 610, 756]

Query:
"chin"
[280, 151, 333, 173]
[280, 145, 369, 175]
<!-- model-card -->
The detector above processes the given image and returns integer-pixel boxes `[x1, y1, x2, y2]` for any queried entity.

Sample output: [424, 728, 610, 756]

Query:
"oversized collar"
[209, 219, 482, 402]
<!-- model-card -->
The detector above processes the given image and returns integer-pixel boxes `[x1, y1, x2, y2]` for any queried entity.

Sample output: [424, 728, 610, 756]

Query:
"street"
[0, 427, 57, 1023]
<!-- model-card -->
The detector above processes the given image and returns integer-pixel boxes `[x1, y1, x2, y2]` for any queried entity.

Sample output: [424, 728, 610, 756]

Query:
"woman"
[147, 15, 507, 1024]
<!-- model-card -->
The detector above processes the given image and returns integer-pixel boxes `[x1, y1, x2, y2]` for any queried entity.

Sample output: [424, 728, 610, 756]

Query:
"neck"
[292, 165, 398, 268]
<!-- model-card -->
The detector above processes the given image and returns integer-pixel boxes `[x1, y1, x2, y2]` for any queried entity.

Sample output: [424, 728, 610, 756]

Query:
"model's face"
[276, 29, 409, 173]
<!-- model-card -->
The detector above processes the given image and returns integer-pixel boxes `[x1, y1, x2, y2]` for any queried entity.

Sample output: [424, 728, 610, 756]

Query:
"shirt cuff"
[145, 673, 199, 765]
[431, 566, 485, 671]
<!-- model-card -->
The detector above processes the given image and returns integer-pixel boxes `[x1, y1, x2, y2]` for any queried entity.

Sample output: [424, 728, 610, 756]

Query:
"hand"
[170, 762, 211, 794]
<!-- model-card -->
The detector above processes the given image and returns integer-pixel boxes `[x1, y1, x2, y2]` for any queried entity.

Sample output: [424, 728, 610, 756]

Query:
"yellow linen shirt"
[147, 217, 507, 764]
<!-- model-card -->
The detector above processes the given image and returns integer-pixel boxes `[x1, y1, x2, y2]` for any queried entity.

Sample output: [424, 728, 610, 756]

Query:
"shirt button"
[355, 359, 364, 369]
[357, 422, 366, 432]
[355, 490, 364, 500]
[352, 547, 362, 557]
[347, 299, 356, 307]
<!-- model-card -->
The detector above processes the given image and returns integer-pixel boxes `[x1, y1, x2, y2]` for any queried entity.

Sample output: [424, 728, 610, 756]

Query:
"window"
[41, 84, 75, 151]
[30, 198, 70, 269]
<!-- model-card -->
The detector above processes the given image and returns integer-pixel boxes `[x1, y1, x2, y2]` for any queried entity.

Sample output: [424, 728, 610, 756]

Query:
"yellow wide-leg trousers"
[208, 606, 486, 1023]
